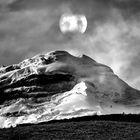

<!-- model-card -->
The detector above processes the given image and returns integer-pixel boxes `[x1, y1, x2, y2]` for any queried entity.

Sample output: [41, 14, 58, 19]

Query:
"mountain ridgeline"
[0, 50, 140, 128]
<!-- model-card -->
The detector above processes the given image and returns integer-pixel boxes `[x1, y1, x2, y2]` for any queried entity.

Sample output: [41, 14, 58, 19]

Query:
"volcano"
[0, 50, 140, 128]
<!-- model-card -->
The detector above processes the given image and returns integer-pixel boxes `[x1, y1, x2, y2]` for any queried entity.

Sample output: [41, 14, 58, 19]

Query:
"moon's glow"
[59, 14, 87, 34]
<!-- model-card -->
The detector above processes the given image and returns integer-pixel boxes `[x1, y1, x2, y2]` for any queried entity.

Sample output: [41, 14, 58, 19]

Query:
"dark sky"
[0, 0, 140, 89]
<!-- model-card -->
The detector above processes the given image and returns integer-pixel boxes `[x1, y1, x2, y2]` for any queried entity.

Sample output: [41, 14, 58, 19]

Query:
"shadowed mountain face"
[0, 50, 140, 128]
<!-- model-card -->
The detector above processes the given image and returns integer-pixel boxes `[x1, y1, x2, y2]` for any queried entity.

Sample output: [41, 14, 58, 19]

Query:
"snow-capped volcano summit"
[0, 50, 140, 128]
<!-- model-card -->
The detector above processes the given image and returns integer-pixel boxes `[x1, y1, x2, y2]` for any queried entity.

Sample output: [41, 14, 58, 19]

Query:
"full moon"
[59, 14, 87, 34]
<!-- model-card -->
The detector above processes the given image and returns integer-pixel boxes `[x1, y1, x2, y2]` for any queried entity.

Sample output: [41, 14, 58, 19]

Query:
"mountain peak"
[0, 50, 140, 128]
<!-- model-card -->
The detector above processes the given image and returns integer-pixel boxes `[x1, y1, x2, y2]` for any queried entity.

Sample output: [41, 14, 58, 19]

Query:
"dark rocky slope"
[0, 115, 140, 140]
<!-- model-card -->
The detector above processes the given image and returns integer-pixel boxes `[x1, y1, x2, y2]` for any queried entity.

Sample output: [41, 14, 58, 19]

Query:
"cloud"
[0, 0, 140, 89]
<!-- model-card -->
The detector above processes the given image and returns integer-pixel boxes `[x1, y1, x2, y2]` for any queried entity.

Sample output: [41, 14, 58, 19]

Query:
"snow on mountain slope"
[0, 50, 140, 128]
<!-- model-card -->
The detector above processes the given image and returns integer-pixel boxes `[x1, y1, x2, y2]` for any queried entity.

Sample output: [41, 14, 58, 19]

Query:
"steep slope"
[0, 50, 140, 128]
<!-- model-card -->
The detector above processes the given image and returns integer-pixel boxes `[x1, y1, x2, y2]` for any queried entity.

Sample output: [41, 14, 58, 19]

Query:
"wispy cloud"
[0, 0, 140, 89]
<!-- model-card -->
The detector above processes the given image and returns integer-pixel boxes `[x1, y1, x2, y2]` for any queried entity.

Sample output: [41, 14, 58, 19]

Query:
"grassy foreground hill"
[0, 114, 140, 140]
